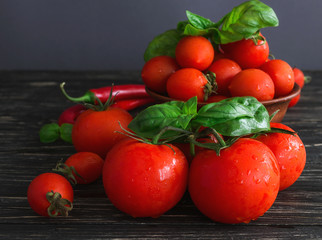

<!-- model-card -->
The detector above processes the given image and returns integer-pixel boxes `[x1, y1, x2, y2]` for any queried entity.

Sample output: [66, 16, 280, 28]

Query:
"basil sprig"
[128, 96, 270, 141]
[144, 0, 279, 61]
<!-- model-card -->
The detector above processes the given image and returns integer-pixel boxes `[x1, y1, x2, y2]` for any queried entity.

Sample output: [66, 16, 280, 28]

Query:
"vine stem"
[152, 126, 192, 145]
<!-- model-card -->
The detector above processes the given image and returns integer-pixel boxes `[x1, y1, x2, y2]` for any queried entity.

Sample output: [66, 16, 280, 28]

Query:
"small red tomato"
[141, 56, 180, 94]
[293, 67, 305, 88]
[27, 173, 74, 217]
[102, 138, 189, 218]
[260, 59, 295, 97]
[166, 68, 210, 102]
[288, 94, 301, 108]
[256, 122, 306, 191]
[189, 138, 280, 224]
[175, 36, 214, 71]
[72, 107, 133, 159]
[206, 94, 228, 103]
[228, 69, 275, 101]
[207, 59, 242, 96]
[64, 152, 104, 184]
[221, 33, 269, 69]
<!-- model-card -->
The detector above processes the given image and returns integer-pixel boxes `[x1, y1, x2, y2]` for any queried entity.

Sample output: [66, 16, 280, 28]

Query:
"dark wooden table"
[1, 71, 322, 239]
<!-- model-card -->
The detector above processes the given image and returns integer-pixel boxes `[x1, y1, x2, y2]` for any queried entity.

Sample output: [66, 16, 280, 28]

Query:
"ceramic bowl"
[145, 83, 301, 123]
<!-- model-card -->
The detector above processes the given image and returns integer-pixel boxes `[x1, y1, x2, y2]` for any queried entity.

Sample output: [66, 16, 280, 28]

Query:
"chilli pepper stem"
[60, 82, 95, 104]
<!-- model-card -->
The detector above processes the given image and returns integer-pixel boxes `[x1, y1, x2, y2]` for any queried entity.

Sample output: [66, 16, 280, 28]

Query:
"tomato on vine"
[189, 138, 280, 224]
[102, 138, 189, 218]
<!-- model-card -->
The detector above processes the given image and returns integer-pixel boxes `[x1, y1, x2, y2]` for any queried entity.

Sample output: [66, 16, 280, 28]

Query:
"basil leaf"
[60, 123, 73, 144]
[182, 96, 198, 116]
[39, 123, 60, 143]
[210, 97, 270, 136]
[214, 0, 279, 44]
[144, 29, 182, 62]
[193, 100, 254, 127]
[128, 103, 184, 138]
[186, 10, 217, 29]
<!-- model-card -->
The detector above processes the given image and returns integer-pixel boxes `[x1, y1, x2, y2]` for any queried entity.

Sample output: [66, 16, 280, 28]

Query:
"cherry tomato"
[293, 67, 305, 88]
[256, 122, 306, 191]
[288, 94, 300, 108]
[141, 56, 180, 94]
[72, 107, 133, 159]
[221, 33, 269, 69]
[189, 138, 280, 224]
[64, 152, 104, 184]
[206, 94, 228, 103]
[27, 173, 74, 217]
[260, 59, 295, 97]
[102, 138, 189, 218]
[228, 69, 275, 101]
[207, 59, 242, 96]
[166, 68, 210, 102]
[175, 36, 214, 71]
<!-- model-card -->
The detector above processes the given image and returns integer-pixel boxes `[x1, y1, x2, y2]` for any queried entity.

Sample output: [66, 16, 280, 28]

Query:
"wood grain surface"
[0, 71, 321, 239]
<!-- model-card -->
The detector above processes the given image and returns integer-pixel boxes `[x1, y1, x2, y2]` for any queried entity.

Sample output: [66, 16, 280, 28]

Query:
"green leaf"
[214, 0, 279, 44]
[208, 97, 270, 136]
[128, 103, 184, 138]
[60, 123, 73, 144]
[193, 100, 254, 127]
[182, 96, 198, 116]
[186, 10, 217, 29]
[144, 29, 182, 62]
[39, 123, 60, 143]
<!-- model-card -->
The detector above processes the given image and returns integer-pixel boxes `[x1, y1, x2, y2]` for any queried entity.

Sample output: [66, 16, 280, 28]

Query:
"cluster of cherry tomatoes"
[141, 34, 306, 107]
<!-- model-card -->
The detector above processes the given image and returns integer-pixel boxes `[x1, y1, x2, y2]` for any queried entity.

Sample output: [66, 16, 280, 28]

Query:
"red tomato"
[141, 56, 180, 94]
[102, 138, 189, 218]
[256, 122, 306, 191]
[260, 59, 295, 97]
[288, 94, 300, 108]
[207, 59, 242, 96]
[228, 69, 275, 101]
[72, 107, 133, 159]
[166, 68, 210, 102]
[189, 138, 280, 224]
[220, 33, 269, 69]
[206, 94, 228, 103]
[175, 36, 214, 71]
[293, 67, 305, 88]
[65, 152, 104, 184]
[27, 173, 74, 217]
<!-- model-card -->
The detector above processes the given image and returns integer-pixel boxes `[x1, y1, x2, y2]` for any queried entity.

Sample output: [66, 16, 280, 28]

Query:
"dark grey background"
[1, 0, 321, 71]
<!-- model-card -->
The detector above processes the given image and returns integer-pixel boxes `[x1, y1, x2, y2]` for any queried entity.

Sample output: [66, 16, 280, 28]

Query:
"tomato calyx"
[46, 190, 73, 217]
[247, 31, 266, 46]
[53, 161, 86, 185]
[203, 71, 217, 100]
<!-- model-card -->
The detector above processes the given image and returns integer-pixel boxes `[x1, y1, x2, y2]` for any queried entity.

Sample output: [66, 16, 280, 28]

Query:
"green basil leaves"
[143, 0, 279, 61]
[128, 96, 271, 141]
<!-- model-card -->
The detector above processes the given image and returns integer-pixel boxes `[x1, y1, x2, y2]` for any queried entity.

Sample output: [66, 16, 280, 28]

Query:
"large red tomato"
[189, 138, 280, 224]
[220, 33, 269, 69]
[256, 122, 306, 191]
[72, 107, 133, 158]
[102, 138, 189, 218]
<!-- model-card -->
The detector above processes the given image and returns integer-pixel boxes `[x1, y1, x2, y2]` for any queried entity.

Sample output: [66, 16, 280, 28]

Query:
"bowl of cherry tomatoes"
[142, 35, 302, 122]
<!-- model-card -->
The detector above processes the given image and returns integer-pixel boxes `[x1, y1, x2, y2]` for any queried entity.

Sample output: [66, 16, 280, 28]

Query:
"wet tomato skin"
[256, 122, 306, 191]
[189, 138, 280, 224]
[102, 138, 189, 218]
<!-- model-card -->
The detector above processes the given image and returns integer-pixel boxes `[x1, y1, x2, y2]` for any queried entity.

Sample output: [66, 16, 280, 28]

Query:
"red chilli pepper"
[58, 98, 156, 125]
[60, 83, 150, 104]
